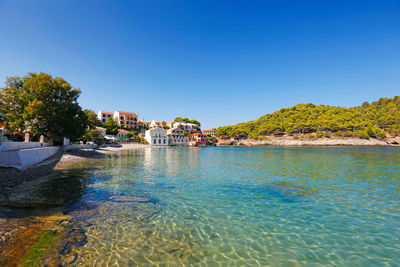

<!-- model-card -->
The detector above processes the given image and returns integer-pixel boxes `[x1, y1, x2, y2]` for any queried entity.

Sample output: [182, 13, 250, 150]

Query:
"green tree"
[174, 117, 185, 122]
[84, 109, 102, 129]
[189, 119, 201, 127]
[174, 117, 201, 127]
[126, 131, 133, 139]
[104, 117, 119, 135]
[216, 96, 400, 140]
[0, 72, 88, 141]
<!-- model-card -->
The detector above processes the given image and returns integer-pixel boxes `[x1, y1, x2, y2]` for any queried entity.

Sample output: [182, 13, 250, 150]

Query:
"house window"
[102, 114, 106, 117]
[159, 139, 161, 144]
[121, 116, 123, 120]
[154, 139, 156, 144]
[164, 139, 166, 144]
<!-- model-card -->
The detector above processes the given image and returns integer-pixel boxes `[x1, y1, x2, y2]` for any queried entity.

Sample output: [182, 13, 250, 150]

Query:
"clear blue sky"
[1, 0, 399, 129]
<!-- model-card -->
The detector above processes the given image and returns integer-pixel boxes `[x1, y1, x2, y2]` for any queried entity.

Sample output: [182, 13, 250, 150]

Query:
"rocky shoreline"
[216, 136, 400, 146]
[0, 143, 150, 266]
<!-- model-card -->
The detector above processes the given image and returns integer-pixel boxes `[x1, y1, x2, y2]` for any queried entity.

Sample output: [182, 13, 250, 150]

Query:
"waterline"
[11, 146, 400, 265]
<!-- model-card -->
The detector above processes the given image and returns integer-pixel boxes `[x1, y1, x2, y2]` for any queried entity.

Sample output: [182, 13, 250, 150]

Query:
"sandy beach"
[55, 143, 150, 169]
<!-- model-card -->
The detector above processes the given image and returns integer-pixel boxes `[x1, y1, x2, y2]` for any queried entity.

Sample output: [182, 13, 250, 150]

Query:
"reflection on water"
[34, 147, 400, 265]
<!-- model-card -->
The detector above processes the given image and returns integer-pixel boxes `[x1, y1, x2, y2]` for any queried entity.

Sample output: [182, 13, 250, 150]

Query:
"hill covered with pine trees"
[216, 96, 400, 140]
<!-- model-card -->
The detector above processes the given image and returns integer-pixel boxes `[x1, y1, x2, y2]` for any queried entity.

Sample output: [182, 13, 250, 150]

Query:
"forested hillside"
[216, 96, 400, 140]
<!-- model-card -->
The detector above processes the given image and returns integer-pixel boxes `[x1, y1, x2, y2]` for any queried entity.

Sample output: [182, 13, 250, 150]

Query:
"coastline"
[216, 137, 400, 146]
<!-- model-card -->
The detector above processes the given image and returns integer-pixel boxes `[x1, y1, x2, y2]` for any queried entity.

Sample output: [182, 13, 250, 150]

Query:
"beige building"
[150, 120, 167, 129]
[166, 122, 175, 129]
[167, 127, 188, 145]
[114, 111, 138, 128]
[138, 120, 150, 128]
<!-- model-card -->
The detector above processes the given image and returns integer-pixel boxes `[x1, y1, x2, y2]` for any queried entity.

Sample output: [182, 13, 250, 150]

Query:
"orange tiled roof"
[117, 111, 137, 116]
[100, 111, 113, 113]
[118, 129, 129, 133]
[203, 129, 216, 132]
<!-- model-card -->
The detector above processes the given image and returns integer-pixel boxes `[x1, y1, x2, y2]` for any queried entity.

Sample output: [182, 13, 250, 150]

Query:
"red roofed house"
[114, 111, 138, 129]
[202, 129, 216, 137]
[138, 120, 150, 128]
[188, 133, 209, 146]
[117, 129, 130, 140]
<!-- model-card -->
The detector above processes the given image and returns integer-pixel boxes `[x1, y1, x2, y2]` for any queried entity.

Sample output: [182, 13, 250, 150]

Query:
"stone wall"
[0, 146, 60, 169]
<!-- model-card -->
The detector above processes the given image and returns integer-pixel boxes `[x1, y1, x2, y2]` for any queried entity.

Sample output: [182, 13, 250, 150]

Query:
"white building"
[202, 129, 216, 137]
[167, 127, 188, 145]
[97, 111, 114, 124]
[173, 122, 199, 133]
[145, 127, 169, 146]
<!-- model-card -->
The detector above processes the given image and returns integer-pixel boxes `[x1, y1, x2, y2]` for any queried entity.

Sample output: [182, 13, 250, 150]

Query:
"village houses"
[97, 110, 209, 147]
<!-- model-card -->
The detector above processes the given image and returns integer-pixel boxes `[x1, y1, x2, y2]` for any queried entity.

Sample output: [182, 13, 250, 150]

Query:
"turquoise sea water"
[44, 147, 400, 266]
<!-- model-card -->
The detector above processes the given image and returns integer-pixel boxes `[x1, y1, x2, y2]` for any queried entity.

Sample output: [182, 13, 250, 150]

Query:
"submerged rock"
[4, 193, 64, 208]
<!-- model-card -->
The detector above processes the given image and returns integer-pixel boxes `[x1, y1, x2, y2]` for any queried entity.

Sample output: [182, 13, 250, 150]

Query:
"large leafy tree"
[104, 117, 119, 135]
[0, 72, 88, 141]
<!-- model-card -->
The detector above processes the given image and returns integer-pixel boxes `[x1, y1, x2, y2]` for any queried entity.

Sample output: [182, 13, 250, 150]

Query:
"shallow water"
[45, 147, 400, 265]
